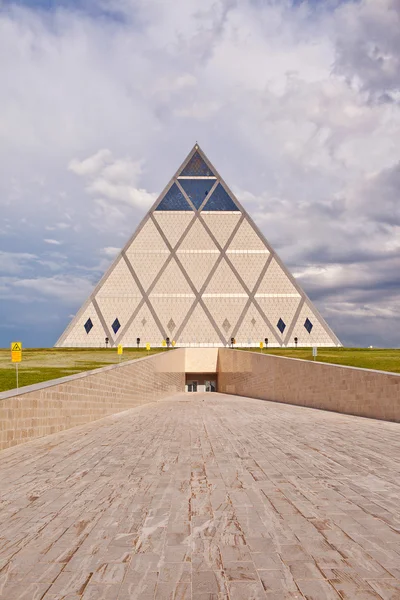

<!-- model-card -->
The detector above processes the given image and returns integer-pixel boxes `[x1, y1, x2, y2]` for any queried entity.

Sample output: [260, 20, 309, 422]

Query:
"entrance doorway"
[185, 374, 217, 392]
[205, 380, 216, 392]
[187, 381, 198, 392]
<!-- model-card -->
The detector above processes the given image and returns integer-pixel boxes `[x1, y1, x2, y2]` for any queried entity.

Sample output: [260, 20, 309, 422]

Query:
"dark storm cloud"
[334, 0, 400, 99]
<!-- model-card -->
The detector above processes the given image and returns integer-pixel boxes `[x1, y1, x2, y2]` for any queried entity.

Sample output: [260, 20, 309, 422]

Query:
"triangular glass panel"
[202, 183, 239, 211]
[179, 179, 215, 209]
[180, 151, 215, 177]
[156, 183, 193, 211]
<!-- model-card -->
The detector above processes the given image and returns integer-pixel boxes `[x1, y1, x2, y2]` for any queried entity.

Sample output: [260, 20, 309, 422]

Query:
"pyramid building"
[56, 145, 341, 348]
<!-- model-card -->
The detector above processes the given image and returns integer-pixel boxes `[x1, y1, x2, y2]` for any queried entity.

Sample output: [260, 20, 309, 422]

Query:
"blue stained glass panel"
[202, 183, 239, 211]
[112, 318, 121, 334]
[304, 318, 313, 333]
[180, 151, 215, 177]
[179, 179, 214, 209]
[84, 318, 93, 334]
[277, 318, 286, 334]
[155, 183, 193, 211]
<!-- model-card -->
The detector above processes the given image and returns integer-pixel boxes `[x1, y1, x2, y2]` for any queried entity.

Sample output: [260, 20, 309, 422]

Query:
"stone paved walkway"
[1, 393, 400, 600]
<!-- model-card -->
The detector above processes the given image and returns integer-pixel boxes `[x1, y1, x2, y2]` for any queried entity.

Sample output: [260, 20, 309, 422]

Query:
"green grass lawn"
[1, 346, 399, 394]
[0, 347, 168, 393]
[239, 347, 400, 374]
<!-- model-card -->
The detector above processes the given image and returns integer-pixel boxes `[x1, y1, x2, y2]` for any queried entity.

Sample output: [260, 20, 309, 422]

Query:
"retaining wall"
[0, 349, 185, 451]
[2, 348, 400, 452]
[217, 349, 400, 422]
[184, 348, 219, 373]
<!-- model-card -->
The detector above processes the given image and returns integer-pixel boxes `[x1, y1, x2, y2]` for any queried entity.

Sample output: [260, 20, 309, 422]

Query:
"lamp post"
[264, 338, 268, 348]
[294, 337, 298, 348]
[136, 337, 140, 349]
[230, 337, 235, 349]
[166, 337, 171, 348]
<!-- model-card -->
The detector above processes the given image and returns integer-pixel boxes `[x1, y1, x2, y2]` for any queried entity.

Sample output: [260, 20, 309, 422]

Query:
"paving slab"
[0, 392, 400, 599]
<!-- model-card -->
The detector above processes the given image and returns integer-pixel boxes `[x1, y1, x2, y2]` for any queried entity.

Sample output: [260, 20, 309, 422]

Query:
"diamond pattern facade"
[55, 144, 341, 348]
[201, 212, 242, 247]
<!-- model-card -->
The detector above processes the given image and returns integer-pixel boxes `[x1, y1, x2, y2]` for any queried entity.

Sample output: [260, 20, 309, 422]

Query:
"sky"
[0, 0, 399, 348]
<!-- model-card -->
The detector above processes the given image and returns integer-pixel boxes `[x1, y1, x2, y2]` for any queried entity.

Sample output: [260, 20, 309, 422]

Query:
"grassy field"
[1, 346, 399, 394]
[0, 347, 168, 393]
[239, 347, 400, 374]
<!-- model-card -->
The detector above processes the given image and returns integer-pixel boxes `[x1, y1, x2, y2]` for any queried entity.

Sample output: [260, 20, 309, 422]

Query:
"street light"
[105, 337, 109, 348]
[136, 337, 140, 348]
[264, 338, 268, 348]
[294, 337, 298, 348]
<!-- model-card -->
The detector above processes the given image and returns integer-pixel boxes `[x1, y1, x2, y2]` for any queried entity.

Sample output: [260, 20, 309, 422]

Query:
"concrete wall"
[3, 347, 400, 452]
[0, 349, 185, 451]
[218, 349, 400, 422]
[184, 348, 218, 373]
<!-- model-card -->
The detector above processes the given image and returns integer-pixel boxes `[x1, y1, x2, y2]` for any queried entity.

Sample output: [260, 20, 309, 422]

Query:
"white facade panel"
[201, 213, 242, 248]
[227, 218, 266, 251]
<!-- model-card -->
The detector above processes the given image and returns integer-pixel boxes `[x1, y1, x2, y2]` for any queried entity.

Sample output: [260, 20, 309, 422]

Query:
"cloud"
[68, 149, 113, 176]
[45, 222, 72, 231]
[43, 238, 63, 245]
[13, 275, 94, 304]
[0, 0, 399, 347]
[334, 0, 400, 99]
[70, 150, 157, 209]
[102, 246, 121, 258]
[0, 251, 38, 275]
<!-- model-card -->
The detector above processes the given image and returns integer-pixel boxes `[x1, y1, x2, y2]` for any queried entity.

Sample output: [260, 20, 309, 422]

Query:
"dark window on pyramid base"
[112, 318, 121, 334]
[84, 318, 93, 334]
[277, 318, 286, 334]
[304, 318, 313, 334]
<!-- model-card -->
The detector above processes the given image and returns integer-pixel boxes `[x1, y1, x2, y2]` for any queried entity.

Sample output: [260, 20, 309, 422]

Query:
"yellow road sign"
[162, 340, 167, 347]
[117, 345, 123, 355]
[146, 342, 151, 351]
[11, 341, 22, 363]
[259, 342, 264, 349]
[172, 340, 176, 347]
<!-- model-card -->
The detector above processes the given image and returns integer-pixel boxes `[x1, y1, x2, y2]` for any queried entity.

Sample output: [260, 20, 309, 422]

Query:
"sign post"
[312, 347, 317, 361]
[11, 342, 22, 389]
[259, 341, 264, 353]
[146, 342, 151, 355]
[161, 340, 167, 348]
[117, 344, 123, 363]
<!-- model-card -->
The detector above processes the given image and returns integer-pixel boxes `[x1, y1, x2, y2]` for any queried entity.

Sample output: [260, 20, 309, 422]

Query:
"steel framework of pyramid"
[56, 145, 341, 348]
